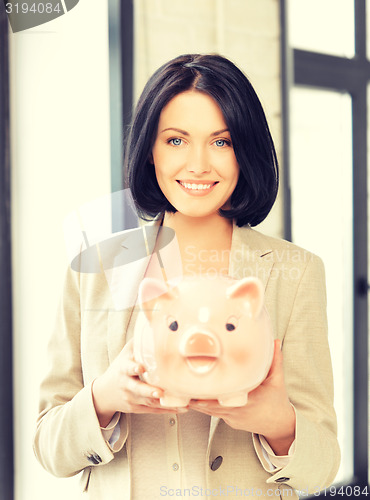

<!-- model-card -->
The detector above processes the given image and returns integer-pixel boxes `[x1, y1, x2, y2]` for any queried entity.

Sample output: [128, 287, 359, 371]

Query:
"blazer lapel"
[105, 219, 162, 363]
[228, 224, 274, 288]
[208, 222, 275, 446]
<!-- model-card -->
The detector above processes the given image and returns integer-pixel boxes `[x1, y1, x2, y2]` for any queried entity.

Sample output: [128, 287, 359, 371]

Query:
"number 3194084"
[5, 3, 62, 14]
[314, 485, 370, 496]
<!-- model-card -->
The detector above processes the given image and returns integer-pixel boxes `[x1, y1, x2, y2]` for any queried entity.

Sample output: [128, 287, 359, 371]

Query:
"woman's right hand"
[91, 338, 186, 427]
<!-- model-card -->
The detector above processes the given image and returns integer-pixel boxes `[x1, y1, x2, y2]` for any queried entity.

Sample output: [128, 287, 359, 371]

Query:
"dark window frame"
[280, 0, 369, 494]
[0, 4, 14, 500]
[109, 0, 135, 231]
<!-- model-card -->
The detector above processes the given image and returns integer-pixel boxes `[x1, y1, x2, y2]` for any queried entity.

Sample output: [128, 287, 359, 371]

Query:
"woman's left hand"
[188, 339, 296, 455]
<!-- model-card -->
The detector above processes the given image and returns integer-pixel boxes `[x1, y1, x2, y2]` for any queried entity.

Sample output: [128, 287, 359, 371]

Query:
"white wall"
[9, 2, 111, 499]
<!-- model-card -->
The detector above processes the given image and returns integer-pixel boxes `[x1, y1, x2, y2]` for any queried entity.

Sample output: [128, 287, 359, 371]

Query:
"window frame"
[0, 4, 14, 500]
[280, 0, 369, 493]
[109, 0, 135, 231]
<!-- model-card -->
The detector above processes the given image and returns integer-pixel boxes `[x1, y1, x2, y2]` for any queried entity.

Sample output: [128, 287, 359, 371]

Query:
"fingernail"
[152, 391, 160, 398]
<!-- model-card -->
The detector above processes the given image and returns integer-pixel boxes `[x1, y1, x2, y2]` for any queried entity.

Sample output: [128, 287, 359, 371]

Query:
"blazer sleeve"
[33, 266, 127, 478]
[253, 254, 340, 492]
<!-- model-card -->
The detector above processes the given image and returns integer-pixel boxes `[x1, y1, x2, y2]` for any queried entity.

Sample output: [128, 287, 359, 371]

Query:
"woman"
[33, 54, 340, 499]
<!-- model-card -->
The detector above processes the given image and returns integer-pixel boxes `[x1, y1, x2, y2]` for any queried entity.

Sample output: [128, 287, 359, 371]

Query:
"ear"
[226, 277, 264, 318]
[138, 278, 175, 320]
[148, 152, 154, 164]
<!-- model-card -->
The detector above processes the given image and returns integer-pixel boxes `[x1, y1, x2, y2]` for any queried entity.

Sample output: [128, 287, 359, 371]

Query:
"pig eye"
[225, 316, 238, 332]
[167, 316, 178, 332]
[169, 321, 178, 331]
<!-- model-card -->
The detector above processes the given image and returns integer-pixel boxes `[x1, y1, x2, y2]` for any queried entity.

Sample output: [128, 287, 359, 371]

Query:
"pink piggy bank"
[134, 276, 274, 407]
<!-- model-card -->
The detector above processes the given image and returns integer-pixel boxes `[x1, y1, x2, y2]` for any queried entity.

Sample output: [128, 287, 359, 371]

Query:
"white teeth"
[180, 181, 213, 190]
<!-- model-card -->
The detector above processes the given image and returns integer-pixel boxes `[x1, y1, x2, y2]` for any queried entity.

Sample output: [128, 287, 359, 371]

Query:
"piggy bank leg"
[218, 393, 248, 407]
[160, 394, 190, 408]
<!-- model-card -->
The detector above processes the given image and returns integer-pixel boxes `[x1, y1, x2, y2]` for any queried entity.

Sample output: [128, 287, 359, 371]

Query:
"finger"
[122, 338, 135, 357]
[265, 339, 284, 383]
[189, 405, 229, 418]
[126, 376, 164, 400]
[189, 399, 218, 408]
[134, 406, 188, 415]
[189, 400, 233, 413]
[125, 359, 145, 377]
[143, 399, 190, 413]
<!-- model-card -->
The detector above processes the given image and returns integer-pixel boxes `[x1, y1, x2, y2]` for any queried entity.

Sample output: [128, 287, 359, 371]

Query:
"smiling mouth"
[177, 180, 218, 191]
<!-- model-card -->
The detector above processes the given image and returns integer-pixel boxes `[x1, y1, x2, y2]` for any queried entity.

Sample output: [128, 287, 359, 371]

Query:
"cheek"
[156, 332, 181, 359]
[154, 156, 179, 186]
[223, 334, 250, 364]
[230, 162, 240, 183]
[230, 346, 249, 364]
[153, 144, 181, 166]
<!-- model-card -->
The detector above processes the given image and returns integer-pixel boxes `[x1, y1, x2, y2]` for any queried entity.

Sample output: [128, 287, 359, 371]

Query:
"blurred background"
[0, 0, 368, 498]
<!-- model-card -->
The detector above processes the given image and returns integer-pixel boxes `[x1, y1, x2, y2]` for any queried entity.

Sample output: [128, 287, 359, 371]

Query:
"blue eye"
[215, 139, 229, 147]
[169, 138, 182, 146]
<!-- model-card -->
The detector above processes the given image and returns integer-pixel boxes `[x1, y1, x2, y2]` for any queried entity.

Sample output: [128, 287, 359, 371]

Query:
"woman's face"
[151, 90, 239, 219]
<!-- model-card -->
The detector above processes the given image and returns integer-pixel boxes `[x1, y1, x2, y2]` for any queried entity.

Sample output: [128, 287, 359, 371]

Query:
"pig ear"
[226, 277, 264, 318]
[138, 278, 175, 320]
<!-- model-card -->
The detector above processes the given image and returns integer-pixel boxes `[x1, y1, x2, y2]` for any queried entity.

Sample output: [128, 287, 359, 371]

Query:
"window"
[0, 5, 14, 500]
[283, 0, 369, 491]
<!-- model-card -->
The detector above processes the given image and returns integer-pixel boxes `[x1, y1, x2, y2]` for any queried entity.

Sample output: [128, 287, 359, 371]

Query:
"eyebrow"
[159, 127, 230, 137]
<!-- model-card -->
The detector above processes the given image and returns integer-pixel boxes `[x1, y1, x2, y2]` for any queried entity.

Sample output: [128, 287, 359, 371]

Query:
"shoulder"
[235, 225, 323, 269]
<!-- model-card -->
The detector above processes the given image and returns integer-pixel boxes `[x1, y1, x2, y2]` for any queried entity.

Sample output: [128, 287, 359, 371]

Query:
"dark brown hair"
[125, 54, 279, 227]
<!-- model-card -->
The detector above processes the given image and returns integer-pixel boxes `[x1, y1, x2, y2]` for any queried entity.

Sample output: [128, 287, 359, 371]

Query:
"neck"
[162, 211, 233, 248]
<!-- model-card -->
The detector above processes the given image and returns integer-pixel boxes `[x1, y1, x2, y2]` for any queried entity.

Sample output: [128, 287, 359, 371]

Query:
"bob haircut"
[125, 54, 279, 227]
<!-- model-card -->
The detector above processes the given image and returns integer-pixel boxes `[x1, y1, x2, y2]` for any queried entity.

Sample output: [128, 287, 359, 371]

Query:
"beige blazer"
[33, 219, 340, 499]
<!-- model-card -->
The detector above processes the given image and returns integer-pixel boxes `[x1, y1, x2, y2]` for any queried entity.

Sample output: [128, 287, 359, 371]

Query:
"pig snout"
[179, 331, 221, 375]
[179, 331, 220, 358]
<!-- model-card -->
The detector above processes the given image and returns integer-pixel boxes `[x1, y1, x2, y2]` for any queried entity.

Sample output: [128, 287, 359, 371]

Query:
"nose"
[186, 146, 211, 174]
[180, 332, 220, 357]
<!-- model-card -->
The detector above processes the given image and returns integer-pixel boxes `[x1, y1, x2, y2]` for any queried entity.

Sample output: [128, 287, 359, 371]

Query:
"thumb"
[265, 339, 284, 383]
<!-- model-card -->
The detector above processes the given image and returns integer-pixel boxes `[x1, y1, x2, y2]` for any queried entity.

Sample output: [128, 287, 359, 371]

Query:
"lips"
[176, 180, 218, 194]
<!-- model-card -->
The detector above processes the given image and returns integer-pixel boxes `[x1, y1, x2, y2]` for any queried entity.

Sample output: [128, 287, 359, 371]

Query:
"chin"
[169, 201, 230, 219]
[178, 208, 220, 219]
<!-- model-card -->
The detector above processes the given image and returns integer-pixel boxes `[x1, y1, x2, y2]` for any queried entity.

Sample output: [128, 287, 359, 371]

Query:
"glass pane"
[290, 87, 353, 484]
[367, 83, 370, 485]
[288, 0, 355, 58]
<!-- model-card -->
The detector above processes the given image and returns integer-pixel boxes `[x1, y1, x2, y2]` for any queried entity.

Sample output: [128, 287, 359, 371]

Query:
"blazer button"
[275, 477, 290, 482]
[210, 456, 223, 471]
[87, 454, 102, 465]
